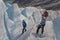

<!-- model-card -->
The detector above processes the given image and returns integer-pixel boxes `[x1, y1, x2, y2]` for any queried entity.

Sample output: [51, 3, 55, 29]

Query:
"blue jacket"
[40, 16, 46, 25]
[22, 21, 27, 28]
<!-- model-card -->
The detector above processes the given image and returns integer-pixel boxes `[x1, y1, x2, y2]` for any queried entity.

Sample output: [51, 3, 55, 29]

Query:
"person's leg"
[41, 25, 45, 34]
[25, 28, 27, 32]
[22, 27, 25, 34]
[36, 25, 41, 34]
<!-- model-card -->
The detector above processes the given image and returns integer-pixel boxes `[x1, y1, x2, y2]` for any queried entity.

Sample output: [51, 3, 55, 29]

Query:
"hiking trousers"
[36, 24, 45, 34]
[22, 27, 27, 34]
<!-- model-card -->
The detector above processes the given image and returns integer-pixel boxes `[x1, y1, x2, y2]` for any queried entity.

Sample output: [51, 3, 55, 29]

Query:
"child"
[22, 20, 27, 34]
[36, 11, 48, 35]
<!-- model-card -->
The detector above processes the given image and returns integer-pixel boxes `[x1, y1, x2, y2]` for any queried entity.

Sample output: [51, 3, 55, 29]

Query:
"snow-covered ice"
[0, 0, 8, 40]
[53, 16, 60, 40]
[27, 21, 56, 40]
[0, 0, 60, 40]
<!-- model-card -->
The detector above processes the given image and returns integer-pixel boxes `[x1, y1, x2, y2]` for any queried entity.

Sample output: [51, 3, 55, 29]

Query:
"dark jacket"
[22, 21, 27, 28]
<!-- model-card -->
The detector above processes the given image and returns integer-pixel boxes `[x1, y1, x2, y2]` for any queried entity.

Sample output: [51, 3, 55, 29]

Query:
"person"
[36, 11, 48, 35]
[22, 20, 27, 34]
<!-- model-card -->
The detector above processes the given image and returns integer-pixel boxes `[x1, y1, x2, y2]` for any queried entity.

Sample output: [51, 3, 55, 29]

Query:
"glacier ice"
[0, 0, 60, 40]
[53, 16, 60, 40]
[0, 0, 8, 40]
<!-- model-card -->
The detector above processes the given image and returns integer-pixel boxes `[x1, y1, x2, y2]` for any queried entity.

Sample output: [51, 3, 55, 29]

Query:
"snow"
[47, 10, 60, 21]
[0, 0, 60, 40]
[0, 0, 8, 40]
[27, 21, 56, 40]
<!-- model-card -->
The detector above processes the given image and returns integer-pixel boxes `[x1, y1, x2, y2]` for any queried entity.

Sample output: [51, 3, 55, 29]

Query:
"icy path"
[26, 21, 56, 40]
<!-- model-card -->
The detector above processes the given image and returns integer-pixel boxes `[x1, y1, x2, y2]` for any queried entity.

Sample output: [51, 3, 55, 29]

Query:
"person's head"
[44, 11, 48, 17]
[42, 11, 48, 17]
[22, 20, 25, 22]
[44, 11, 48, 14]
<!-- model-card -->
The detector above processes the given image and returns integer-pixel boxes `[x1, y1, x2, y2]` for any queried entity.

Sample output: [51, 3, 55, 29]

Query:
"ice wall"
[5, 2, 14, 21]
[0, 1, 60, 40]
[47, 10, 60, 21]
[0, 0, 8, 40]
[53, 16, 60, 40]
